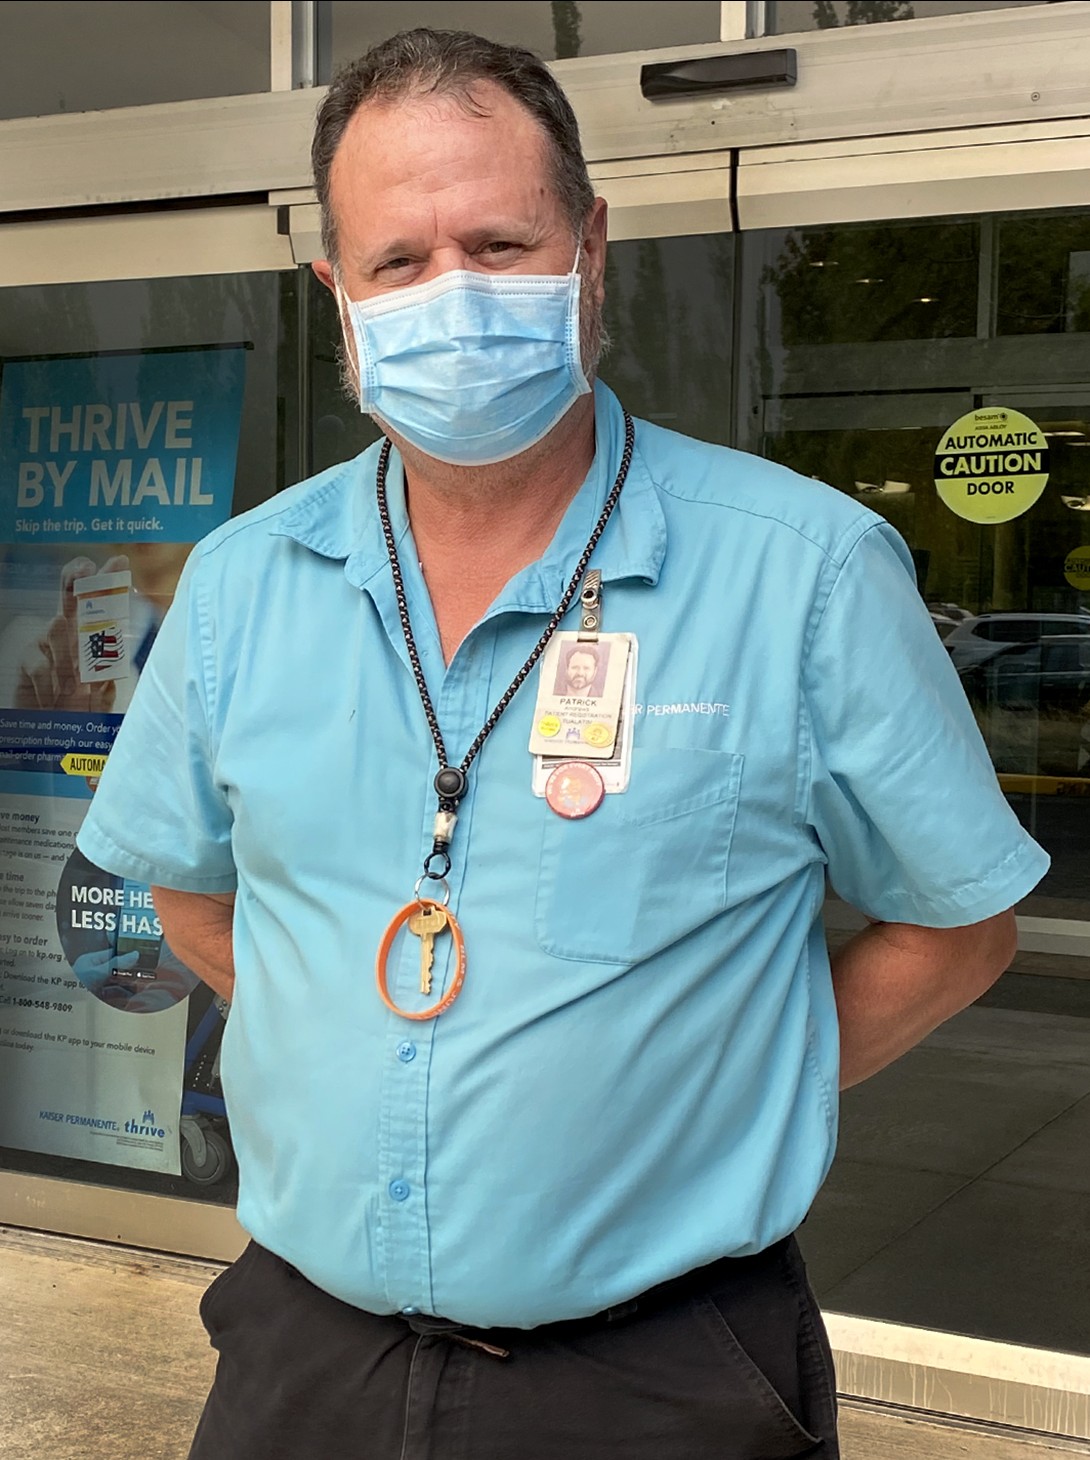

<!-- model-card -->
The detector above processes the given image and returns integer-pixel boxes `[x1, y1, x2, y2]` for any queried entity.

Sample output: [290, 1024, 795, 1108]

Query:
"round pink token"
[545, 761, 605, 820]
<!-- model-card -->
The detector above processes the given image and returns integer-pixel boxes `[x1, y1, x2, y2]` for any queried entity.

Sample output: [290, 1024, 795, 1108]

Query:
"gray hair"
[312, 28, 596, 267]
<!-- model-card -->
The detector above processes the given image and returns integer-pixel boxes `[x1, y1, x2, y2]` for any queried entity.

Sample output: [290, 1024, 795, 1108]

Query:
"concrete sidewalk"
[1, 1223, 1085, 1460]
[1, 1225, 215, 1460]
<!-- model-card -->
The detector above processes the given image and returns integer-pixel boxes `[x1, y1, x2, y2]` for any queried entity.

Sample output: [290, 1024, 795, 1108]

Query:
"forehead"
[329, 82, 560, 243]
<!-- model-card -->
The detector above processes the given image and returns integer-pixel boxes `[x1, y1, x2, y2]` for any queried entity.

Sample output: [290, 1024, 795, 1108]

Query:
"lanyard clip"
[578, 570, 602, 641]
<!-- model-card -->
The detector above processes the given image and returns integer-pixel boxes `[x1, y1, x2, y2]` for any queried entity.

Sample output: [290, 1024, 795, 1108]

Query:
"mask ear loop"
[332, 271, 364, 401]
[567, 242, 590, 391]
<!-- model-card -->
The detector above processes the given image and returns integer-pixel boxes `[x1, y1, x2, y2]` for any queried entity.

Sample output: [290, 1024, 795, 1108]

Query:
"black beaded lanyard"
[373, 410, 635, 1021]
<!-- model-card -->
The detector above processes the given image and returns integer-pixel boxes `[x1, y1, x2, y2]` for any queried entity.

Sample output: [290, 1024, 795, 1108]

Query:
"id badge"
[532, 634, 638, 796]
[528, 631, 631, 760]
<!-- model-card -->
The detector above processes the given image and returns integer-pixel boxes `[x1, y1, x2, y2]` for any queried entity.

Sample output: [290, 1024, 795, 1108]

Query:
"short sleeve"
[76, 548, 236, 893]
[802, 521, 1049, 926]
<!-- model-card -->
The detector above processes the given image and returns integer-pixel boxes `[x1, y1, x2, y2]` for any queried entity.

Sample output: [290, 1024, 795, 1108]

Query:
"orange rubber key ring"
[376, 899, 467, 1021]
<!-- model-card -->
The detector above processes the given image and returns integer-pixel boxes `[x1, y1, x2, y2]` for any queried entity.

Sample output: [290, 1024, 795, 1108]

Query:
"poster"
[0, 346, 245, 1174]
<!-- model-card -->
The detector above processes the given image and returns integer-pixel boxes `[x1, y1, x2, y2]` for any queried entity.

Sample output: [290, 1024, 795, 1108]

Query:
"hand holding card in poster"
[1, 554, 132, 713]
[0, 543, 193, 716]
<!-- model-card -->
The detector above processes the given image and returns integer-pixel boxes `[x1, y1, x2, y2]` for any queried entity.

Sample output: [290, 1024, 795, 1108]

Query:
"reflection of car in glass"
[928, 602, 973, 640]
[947, 614, 1090, 776]
[945, 613, 1090, 673]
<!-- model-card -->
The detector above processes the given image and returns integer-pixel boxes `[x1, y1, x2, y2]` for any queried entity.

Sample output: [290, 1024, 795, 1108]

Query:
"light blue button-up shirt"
[77, 384, 1048, 1327]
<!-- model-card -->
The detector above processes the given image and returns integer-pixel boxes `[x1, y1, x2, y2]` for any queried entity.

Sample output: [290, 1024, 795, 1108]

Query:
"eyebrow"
[356, 221, 549, 273]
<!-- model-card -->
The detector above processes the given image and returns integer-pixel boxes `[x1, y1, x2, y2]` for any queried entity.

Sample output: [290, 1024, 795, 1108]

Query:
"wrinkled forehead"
[330, 82, 557, 217]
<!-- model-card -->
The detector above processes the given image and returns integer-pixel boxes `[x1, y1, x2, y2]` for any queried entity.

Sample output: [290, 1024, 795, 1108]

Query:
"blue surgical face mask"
[338, 253, 591, 466]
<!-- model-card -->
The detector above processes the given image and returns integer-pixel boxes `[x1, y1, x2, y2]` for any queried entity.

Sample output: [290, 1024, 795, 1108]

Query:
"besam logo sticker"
[934, 408, 1049, 525]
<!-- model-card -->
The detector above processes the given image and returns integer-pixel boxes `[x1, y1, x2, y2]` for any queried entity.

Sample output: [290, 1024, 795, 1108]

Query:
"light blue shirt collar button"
[396, 1041, 417, 1063]
[388, 1179, 411, 1202]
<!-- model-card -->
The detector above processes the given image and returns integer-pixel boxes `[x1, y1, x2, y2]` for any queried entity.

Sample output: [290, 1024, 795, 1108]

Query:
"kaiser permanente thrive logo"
[125, 1108, 166, 1139]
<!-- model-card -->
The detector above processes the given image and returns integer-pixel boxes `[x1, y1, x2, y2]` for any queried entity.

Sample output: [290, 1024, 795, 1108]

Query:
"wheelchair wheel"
[181, 1127, 232, 1186]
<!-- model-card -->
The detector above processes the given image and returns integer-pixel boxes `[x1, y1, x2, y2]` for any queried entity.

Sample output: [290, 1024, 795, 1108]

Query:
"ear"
[313, 260, 351, 341]
[582, 197, 608, 307]
[312, 260, 337, 294]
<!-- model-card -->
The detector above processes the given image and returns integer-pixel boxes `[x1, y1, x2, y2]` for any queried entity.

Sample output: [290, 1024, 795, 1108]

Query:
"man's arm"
[832, 909, 1017, 1089]
[151, 886, 235, 1002]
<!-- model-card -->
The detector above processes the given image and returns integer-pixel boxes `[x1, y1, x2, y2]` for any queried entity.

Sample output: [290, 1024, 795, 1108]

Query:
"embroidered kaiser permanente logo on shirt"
[636, 701, 730, 717]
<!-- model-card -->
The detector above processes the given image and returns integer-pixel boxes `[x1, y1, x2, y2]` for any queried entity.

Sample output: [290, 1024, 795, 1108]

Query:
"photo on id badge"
[553, 640, 610, 698]
[531, 632, 637, 794]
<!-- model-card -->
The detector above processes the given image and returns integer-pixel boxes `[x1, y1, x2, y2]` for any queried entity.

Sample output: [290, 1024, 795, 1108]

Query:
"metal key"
[408, 904, 448, 995]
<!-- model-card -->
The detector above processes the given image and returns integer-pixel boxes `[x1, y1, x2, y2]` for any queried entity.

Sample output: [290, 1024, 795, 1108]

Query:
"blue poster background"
[0, 346, 246, 543]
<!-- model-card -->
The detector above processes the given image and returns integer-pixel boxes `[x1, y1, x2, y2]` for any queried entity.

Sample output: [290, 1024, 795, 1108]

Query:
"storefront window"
[996, 214, 1090, 335]
[748, 210, 1090, 922]
[0, 2, 270, 120]
[325, 1, 722, 71]
[745, 209, 1090, 1354]
[767, 221, 978, 346]
[0, 269, 298, 1204]
[767, 1, 1065, 34]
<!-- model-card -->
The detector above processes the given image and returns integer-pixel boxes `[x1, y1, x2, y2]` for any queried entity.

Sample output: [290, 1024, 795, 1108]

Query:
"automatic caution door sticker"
[934, 408, 1049, 524]
[1063, 545, 1090, 590]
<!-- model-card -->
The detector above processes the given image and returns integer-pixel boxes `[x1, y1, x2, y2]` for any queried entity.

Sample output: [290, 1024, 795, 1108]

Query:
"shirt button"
[396, 1041, 417, 1063]
[388, 1179, 411, 1202]
[402, 1306, 420, 1316]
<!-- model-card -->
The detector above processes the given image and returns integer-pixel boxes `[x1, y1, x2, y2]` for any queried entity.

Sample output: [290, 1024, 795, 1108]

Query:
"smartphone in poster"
[0, 345, 245, 1176]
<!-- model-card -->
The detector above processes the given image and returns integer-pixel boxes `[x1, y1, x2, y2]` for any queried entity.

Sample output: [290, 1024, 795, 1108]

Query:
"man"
[558, 643, 600, 695]
[77, 28, 1048, 1460]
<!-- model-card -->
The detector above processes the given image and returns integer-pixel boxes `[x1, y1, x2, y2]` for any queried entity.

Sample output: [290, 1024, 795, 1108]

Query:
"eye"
[478, 241, 520, 259]
[376, 257, 415, 274]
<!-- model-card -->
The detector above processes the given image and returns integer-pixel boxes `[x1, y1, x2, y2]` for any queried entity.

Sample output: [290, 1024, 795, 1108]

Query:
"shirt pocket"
[535, 747, 744, 965]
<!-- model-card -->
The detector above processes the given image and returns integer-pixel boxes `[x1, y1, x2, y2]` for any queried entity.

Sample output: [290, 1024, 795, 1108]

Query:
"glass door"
[0, 211, 296, 1260]
[962, 387, 1090, 916]
[748, 209, 1090, 1359]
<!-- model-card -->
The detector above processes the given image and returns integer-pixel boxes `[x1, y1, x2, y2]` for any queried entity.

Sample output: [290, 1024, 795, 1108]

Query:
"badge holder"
[529, 571, 638, 810]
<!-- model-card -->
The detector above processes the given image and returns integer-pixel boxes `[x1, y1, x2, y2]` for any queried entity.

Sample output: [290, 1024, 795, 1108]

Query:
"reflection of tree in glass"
[551, 2, 582, 58]
[996, 215, 1090, 335]
[136, 273, 301, 510]
[602, 236, 733, 446]
[0, 281, 99, 376]
[762, 222, 976, 347]
[811, 0, 915, 24]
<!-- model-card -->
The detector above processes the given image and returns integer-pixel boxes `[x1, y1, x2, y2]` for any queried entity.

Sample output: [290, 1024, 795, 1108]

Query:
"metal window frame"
[0, 1171, 247, 1262]
[2, 5, 1090, 219]
[827, 1312, 1090, 1439]
[0, 204, 295, 287]
[737, 116, 1090, 229]
[720, 1, 751, 41]
[270, 0, 293, 91]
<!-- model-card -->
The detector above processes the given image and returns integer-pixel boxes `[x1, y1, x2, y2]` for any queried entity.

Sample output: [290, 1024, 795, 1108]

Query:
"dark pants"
[189, 1236, 838, 1459]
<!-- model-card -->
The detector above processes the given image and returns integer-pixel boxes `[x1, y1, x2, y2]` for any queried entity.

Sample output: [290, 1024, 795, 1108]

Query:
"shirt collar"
[272, 382, 666, 606]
